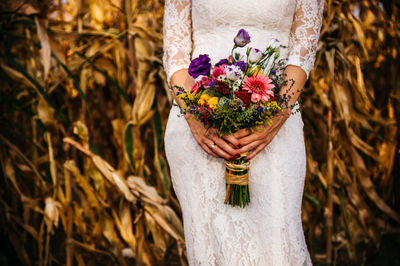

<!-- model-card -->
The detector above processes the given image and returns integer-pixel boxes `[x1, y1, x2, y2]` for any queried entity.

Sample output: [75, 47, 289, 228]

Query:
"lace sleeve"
[163, 0, 192, 84]
[286, 0, 324, 79]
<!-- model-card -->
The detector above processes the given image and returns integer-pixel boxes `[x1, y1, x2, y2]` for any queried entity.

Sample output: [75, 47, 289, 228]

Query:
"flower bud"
[267, 38, 280, 49]
[248, 48, 263, 63]
[234, 29, 251, 47]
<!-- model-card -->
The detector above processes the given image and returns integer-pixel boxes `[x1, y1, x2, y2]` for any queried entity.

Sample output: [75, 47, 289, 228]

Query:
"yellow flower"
[253, 67, 264, 76]
[246, 66, 265, 76]
[207, 97, 219, 110]
[198, 94, 211, 105]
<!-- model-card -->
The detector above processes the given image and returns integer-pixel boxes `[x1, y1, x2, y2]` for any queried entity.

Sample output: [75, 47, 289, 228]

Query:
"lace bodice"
[163, 0, 323, 83]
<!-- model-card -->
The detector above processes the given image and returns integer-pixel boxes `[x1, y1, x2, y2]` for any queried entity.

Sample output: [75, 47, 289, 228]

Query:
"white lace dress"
[163, 1, 323, 265]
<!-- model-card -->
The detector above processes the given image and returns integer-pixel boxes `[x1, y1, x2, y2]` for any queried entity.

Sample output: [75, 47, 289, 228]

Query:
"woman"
[163, 0, 323, 265]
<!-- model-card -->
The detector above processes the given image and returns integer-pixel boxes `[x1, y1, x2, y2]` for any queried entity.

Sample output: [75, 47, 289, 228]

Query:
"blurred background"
[0, 0, 399, 265]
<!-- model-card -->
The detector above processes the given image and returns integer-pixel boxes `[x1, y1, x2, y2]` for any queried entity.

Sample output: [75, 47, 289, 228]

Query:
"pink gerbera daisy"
[242, 75, 275, 103]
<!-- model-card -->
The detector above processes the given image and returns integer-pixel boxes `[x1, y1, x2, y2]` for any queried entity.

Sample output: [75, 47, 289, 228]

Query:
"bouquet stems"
[224, 157, 250, 208]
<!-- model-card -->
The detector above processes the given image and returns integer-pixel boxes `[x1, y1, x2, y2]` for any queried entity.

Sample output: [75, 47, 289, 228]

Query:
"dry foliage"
[0, 0, 399, 265]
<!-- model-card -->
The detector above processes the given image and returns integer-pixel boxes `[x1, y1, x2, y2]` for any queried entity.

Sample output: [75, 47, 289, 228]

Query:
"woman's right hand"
[185, 113, 241, 160]
[170, 69, 241, 160]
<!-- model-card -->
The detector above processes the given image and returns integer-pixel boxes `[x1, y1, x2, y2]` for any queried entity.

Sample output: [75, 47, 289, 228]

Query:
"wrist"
[282, 107, 291, 119]
[184, 112, 193, 121]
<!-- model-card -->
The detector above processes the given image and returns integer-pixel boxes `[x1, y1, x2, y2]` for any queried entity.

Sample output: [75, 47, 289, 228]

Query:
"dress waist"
[192, 28, 290, 63]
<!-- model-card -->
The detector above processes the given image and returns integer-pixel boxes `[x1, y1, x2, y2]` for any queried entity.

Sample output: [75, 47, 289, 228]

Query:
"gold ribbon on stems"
[223, 152, 251, 205]
[224, 160, 250, 186]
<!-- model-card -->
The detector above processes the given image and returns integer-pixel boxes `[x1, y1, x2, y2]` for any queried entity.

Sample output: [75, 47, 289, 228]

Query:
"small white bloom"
[248, 48, 263, 63]
[232, 80, 241, 91]
[224, 65, 242, 80]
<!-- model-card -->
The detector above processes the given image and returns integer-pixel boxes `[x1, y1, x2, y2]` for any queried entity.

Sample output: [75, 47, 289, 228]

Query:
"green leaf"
[124, 123, 135, 171]
[303, 193, 322, 211]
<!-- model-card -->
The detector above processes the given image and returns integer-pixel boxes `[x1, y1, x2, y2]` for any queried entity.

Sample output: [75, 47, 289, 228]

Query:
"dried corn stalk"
[0, 0, 399, 265]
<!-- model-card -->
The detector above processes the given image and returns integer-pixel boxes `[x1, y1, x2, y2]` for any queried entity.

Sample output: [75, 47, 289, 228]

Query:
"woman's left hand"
[225, 108, 291, 160]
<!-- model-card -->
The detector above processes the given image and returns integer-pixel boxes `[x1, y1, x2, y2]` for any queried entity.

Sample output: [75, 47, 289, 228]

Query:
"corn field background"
[0, 0, 399, 265]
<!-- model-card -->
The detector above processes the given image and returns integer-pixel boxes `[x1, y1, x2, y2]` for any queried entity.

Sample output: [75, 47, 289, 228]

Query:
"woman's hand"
[229, 108, 291, 160]
[228, 65, 306, 160]
[185, 114, 241, 160]
[170, 69, 241, 160]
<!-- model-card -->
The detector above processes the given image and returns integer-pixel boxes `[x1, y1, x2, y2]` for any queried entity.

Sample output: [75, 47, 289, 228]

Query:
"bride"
[163, 0, 323, 265]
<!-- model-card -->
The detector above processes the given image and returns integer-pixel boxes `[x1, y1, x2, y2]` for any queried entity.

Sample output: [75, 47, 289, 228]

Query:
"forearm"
[170, 69, 195, 117]
[278, 65, 307, 108]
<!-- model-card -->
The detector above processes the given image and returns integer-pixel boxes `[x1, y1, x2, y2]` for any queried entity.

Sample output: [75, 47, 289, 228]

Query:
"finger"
[209, 143, 236, 160]
[222, 134, 242, 148]
[199, 142, 220, 158]
[237, 123, 280, 146]
[232, 128, 250, 139]
[245, 143, 267, 160]
[193, 134, 219, 158]
[209, 135, 240, 158]
[237, 132, 265, 147]
[238, 139, 263, 154]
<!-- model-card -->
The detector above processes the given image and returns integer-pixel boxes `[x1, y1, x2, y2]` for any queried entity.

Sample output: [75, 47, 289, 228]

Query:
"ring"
[210, 143, 216, 149]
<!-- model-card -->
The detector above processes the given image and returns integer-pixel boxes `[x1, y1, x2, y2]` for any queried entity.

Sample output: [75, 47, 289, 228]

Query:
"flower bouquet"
[173, 29, 288, 207]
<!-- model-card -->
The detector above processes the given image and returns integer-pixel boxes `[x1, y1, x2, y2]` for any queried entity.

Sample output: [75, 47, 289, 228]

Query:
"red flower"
[200, 76, 213, 88]
[198, 106, 212, 124]
[191, 81, 202, 94]
[215, 80, 230, 95]
[234, 90, 251, 109]
[212, 65, 226, 79]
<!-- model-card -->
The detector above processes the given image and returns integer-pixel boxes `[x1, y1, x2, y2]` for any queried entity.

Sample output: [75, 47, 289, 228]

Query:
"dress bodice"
[191, 0, 296, 65]
[163, 0, 323, 83]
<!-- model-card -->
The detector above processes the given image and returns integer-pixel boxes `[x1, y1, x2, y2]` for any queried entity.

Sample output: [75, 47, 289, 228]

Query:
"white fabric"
[163, 1, 323, 265]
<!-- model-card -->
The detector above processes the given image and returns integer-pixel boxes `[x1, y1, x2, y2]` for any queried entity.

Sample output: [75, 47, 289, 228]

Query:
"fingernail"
[230, 156, 235, 161]
[235, 153, 240, 157]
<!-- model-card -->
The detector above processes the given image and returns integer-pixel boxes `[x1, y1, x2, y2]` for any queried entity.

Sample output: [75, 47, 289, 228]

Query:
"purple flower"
[233, 61, 247, 72]
[255, 106, 264, 113]
[215, 58, 229, 67]
[189, 106, 197, 113]
[188, 54, 212, 79]
[234, 29, 251, 47]
[248, 48, 263, 63]
[224, 65, 242, 80]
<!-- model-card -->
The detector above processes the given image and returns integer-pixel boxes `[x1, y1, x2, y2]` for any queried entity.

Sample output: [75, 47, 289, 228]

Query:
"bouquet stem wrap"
[224, 160, 250, 207]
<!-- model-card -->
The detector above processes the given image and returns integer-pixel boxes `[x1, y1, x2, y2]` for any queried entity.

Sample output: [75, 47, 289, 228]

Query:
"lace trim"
[163, 0, 192, 84]
[286, 0, 324, 78]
